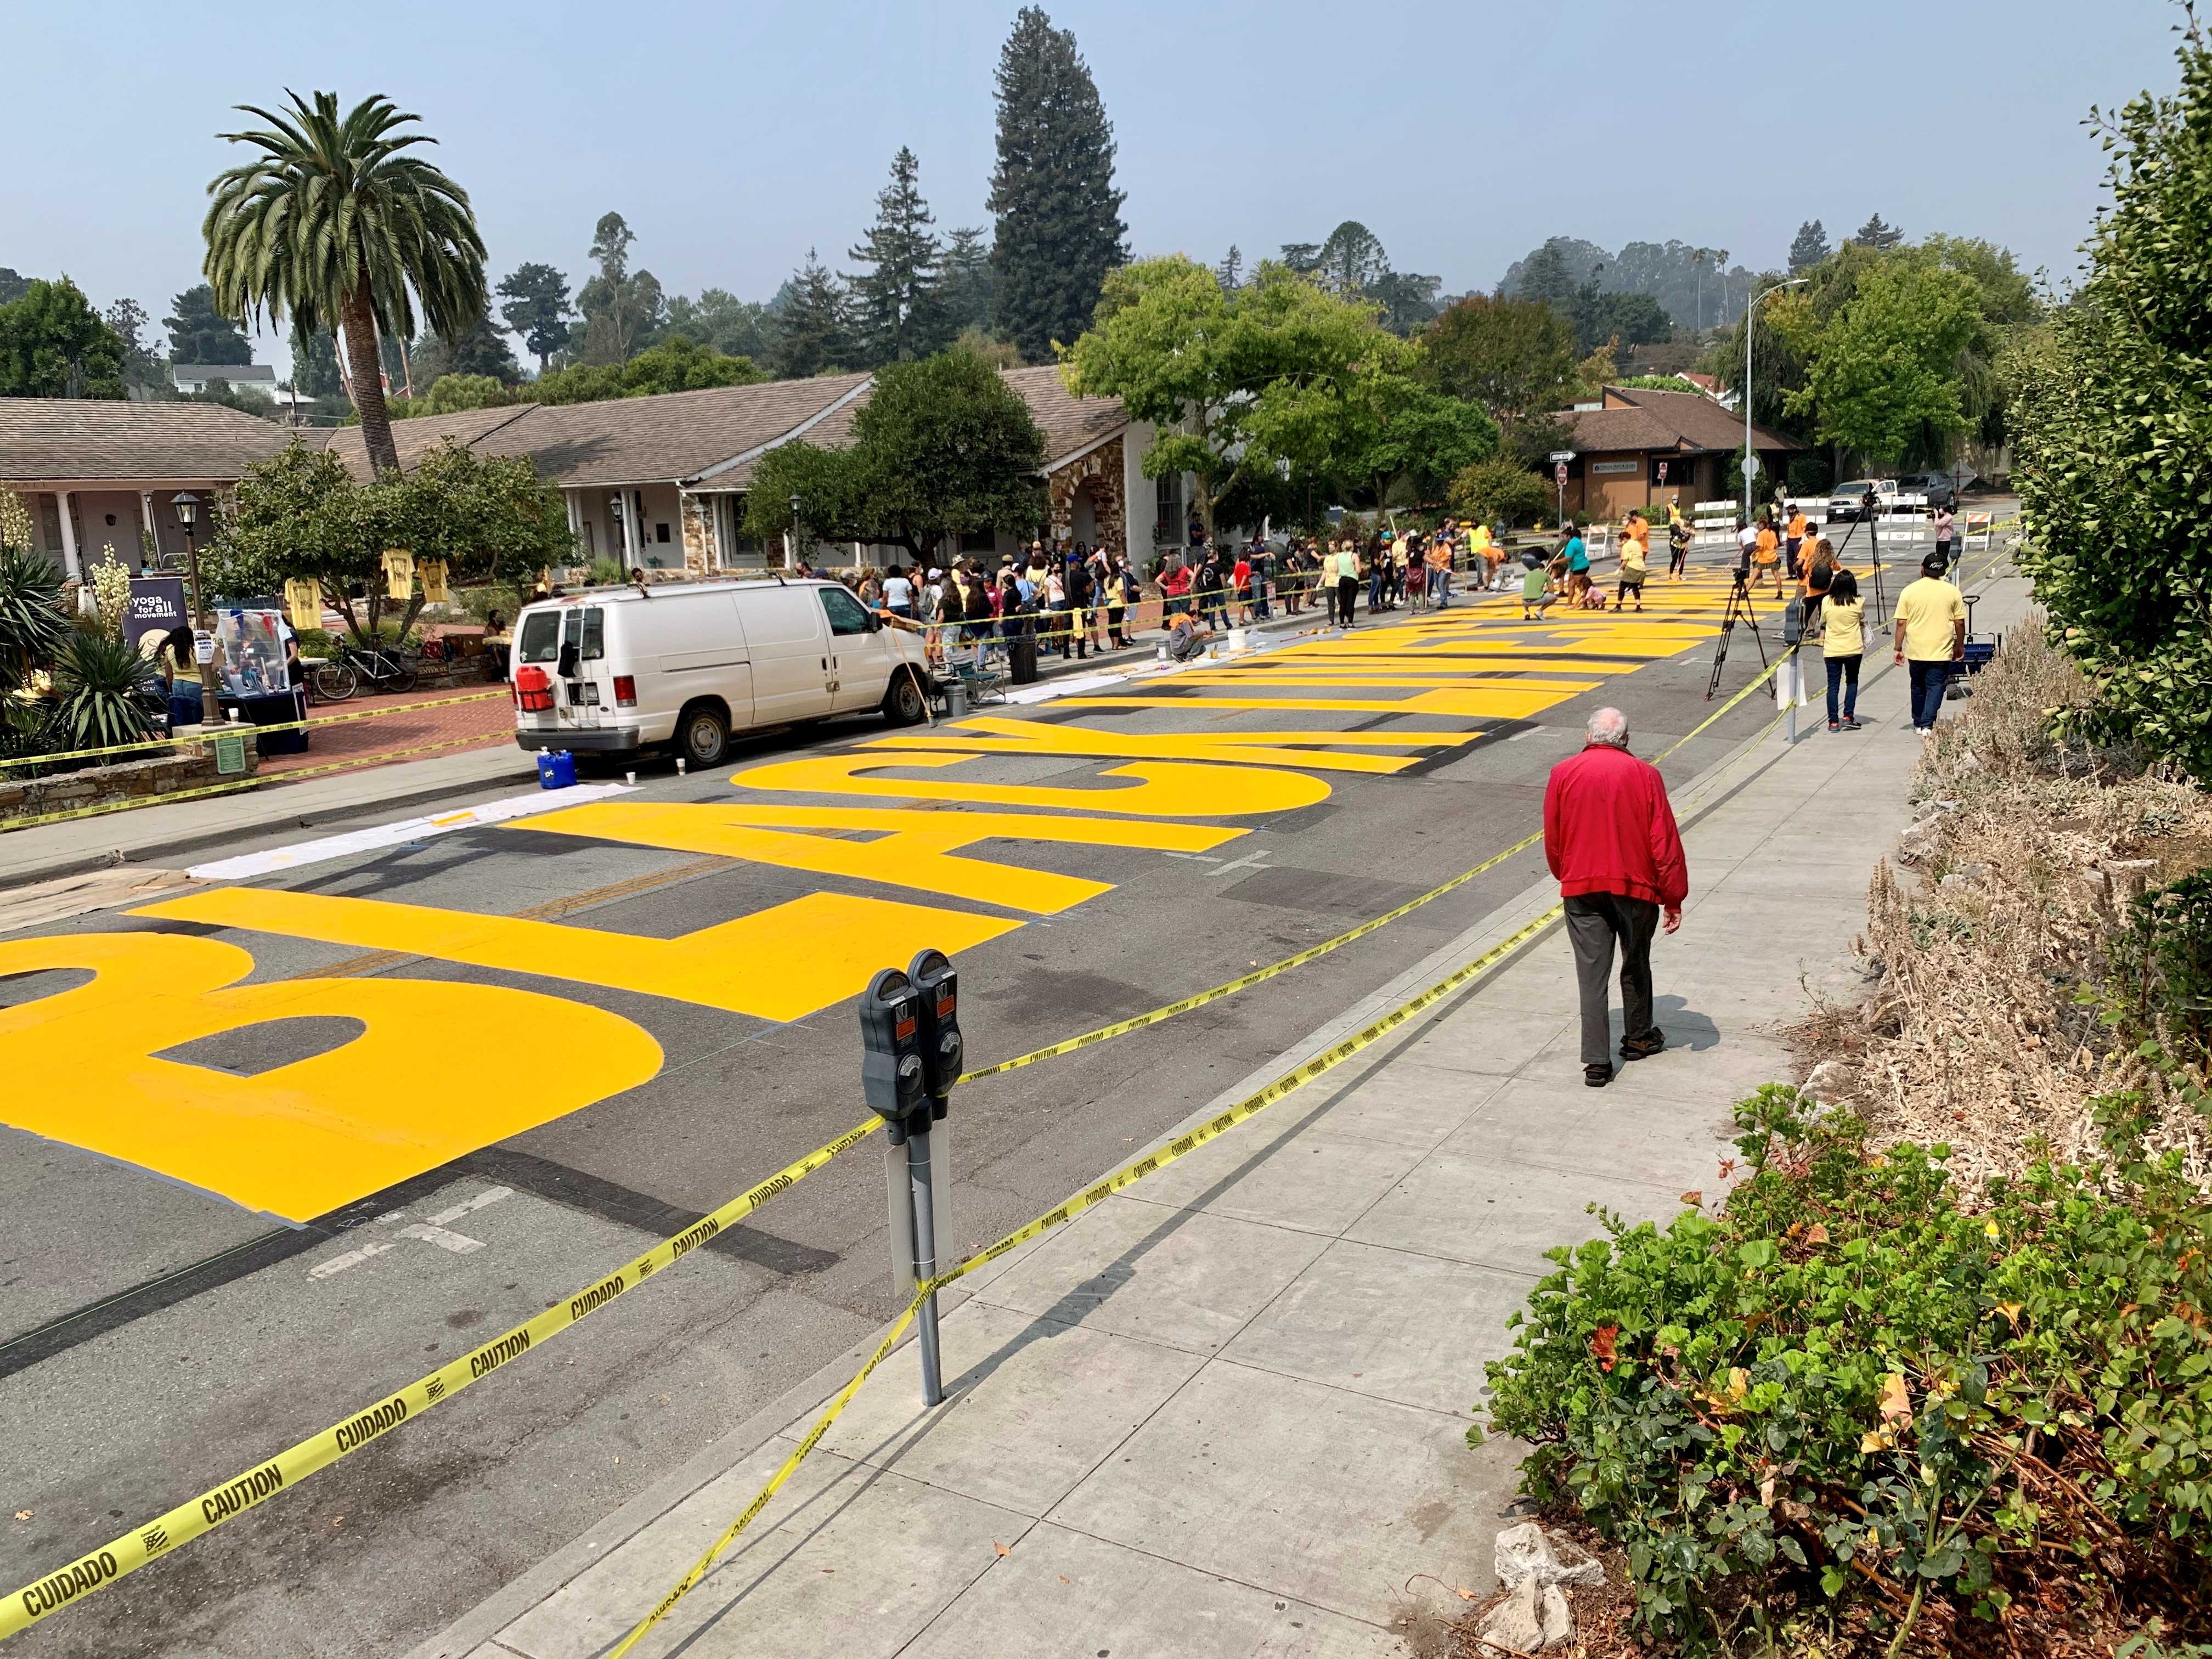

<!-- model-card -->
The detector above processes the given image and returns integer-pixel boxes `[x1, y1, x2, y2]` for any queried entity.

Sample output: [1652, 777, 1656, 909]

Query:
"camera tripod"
[1705, 564, 1769, 701]
[1827, 501, 1890, 623]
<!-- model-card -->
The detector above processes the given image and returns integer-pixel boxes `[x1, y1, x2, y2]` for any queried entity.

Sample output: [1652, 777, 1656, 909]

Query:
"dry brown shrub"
[1791, 615, 2212, 1190]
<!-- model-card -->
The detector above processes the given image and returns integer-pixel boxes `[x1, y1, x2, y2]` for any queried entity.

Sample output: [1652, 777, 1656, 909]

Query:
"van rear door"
[512, 606, 562, 738]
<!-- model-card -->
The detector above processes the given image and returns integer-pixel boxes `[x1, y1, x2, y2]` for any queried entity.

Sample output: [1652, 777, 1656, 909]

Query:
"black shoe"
[1584, 1063, 1614, 1088]
[1620, 1031, 1667, 1062]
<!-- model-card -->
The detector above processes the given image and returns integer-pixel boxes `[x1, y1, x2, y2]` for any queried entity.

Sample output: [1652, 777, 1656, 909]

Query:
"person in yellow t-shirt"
[1893, 552, 1967, 732]
[1615, 530, 1649, 612]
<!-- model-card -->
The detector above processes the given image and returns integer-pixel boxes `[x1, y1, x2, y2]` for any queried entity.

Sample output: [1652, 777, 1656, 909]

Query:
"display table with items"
[211, 609, 309, 755]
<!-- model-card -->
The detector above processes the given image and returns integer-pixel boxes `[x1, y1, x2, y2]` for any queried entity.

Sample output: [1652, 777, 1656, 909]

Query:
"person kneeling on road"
[1542, 708, 1688, 1088]
[1166, 610, 1214, 663]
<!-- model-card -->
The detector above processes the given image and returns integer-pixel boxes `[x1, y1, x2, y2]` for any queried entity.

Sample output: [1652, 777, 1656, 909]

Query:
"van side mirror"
[865, 611, 882, 633]
[557, 642, 579, 678]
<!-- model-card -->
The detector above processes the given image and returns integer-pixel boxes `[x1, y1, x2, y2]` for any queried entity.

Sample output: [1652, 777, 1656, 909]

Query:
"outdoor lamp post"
[1742, 278, 1809, 522]
[789, 493, 804, 572]
[171, 492, 223, 727]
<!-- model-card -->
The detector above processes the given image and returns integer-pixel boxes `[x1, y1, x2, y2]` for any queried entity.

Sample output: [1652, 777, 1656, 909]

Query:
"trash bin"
[1008, 622, 1040, 685]
[944, 678, 970, 719]
[537, 750, 578, 790]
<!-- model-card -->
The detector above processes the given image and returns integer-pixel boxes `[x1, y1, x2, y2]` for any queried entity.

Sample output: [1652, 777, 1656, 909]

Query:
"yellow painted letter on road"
[865, 715, 1479, 775]
[728, 752, 1330, 819]
[511, 802, 1243, 913]
[137, 889, 1021, 1023]
[0, 932, 664, 1222]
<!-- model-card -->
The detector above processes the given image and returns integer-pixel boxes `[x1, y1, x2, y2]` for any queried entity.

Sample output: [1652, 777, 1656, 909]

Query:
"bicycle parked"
[311, 638, 420, 702]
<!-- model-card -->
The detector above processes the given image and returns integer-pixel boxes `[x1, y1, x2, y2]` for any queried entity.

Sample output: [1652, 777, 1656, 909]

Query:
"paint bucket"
[536, 751, 577, 791]
[1228, 628, 1248, 652]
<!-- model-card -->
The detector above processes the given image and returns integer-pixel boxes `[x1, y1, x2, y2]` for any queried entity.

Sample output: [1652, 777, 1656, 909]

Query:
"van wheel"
[677, 703, 730, 766]
[883, 668, 930, 726]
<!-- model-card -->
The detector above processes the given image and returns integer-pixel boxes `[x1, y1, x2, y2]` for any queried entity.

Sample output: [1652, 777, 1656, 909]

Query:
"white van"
[510, 578, 934, 766]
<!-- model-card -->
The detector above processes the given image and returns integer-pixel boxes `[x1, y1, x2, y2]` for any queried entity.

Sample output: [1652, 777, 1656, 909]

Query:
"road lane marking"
[726, 753, 1330, 819]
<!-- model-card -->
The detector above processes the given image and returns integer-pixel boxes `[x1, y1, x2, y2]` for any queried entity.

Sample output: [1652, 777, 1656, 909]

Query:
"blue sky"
[2, 0, 2187, 372]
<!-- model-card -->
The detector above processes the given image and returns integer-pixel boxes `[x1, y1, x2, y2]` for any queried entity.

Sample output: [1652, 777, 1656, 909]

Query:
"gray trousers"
[1564, 891, 1660, 1066]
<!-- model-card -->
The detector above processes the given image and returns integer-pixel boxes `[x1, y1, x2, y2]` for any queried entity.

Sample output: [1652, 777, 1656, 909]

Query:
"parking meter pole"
[907, 1129, 944, 1406]
[905, 948, 964, 1411]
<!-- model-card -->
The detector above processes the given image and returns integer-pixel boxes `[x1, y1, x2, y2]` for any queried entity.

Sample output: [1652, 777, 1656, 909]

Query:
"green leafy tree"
[392, 373, 514, 417]
[1789, 259, 1982, 466]
[0, 269, 30, 307]
[1788, 219, 1831, 272]
[1215, 245, 1243, 294]
[576, 212, 665, 365]
[202, 91, 488, 478]
[988, 6, 1128, 362]
[664, 289, 768, 360]
[1342, 376, 1500, 508]
[444, 312, 521, 381]
[1447, 455, 1551, 529]
[532, 335, 765, 404]
[495, 262, 571, 373]
[207, 438, 569, 640]
[2012, 16, 2212, 776]
[936, 228, 996, 341]
[103, 299, 170, 394]
[1062, 257, 1405, 539]
[0, 278, 127, 398]
[1505, 240, 1582, 309]
[1416, 294, 1579, 422]
[1369, 269, 1443, 336]
[849, 146, 949, 366]
[746, 349, 1046, 563]
[1313, 220, 1389, 298]
[289, 323, 345, 398]
[770, 249, 854, 379]
[163, 282, 252, 364]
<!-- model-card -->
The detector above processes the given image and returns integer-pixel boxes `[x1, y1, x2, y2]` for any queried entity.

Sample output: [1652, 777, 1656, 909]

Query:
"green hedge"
[1481, 1084, 2212, 1652]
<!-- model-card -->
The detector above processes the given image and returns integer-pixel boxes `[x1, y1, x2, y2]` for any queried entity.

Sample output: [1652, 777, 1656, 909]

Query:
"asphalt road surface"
[0, 561, 1808, 1655]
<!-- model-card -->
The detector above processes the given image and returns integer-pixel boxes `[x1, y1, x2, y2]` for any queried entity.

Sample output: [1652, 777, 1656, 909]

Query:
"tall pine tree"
[987, 7, 1127, 363]
[849, 146, 947, 366]
[939, 227, 997, 338]
[1788, 219, 1831, 272]
[771, 250, 854, 379]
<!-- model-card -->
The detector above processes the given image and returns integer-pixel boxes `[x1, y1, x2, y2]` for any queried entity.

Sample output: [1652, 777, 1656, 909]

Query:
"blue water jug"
[537, 749, 577, 790]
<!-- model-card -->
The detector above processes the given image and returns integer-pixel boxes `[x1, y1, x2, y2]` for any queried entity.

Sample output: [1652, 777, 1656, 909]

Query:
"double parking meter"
[859, 953, 964, 1406]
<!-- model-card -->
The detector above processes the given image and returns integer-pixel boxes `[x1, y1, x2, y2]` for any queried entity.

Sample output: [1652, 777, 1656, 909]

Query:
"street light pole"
[171, 492, 223, 727]
[1742, 278, 1810, 523]
[789, 493, 804, 573]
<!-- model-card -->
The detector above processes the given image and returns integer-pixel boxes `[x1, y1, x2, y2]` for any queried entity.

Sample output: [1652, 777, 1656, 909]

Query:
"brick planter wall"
[0, 744, 254, 823]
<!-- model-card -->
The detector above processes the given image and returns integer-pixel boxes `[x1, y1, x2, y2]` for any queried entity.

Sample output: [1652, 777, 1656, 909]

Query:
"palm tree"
[202, 92, 485, 477]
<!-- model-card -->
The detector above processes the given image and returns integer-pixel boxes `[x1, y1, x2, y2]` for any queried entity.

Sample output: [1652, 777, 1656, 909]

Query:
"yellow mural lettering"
[1057, 682, 1587, 718]
[136, 888, 1020, 1022]
[728, 752, 1329, 818]
[509, 801, 1242, 913]
[0, 932, 665, 1222]
[864, 715, 1479, 774]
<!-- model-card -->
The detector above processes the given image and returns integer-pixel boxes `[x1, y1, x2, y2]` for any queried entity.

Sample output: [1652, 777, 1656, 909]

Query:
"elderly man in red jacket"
[1542, 707, 1689, 1087]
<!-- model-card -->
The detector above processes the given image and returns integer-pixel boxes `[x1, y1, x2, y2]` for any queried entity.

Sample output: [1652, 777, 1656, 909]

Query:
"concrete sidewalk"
[417, 575, 2031, 1659]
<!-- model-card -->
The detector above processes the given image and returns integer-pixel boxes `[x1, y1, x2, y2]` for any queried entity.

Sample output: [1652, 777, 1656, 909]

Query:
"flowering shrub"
[1481, 1084, 2212, 1653]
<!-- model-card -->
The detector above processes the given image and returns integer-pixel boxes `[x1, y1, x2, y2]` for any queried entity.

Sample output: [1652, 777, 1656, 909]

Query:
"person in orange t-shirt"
[1752, 516, 1781, 592]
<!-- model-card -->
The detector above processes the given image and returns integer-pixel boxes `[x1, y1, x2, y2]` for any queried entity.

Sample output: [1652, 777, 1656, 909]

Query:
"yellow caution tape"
[0, 1118, 883, 1641]
[0, 689, 510, 772]
[608, 899, 1567, 1655]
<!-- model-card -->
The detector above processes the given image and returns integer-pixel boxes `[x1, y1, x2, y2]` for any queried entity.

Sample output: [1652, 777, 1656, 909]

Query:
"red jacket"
[1542, 742, 1689, 908]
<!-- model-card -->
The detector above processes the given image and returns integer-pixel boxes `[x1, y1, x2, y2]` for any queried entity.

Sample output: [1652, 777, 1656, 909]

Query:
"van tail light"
[613, 675, 637, 707]
[514, 665, 555, 713]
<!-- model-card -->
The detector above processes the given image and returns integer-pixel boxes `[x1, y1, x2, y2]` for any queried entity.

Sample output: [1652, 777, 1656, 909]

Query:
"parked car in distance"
[1895, 472, 1959, 511]
[510, 577, 934, 767]
[1827, 479, 1880, 522]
